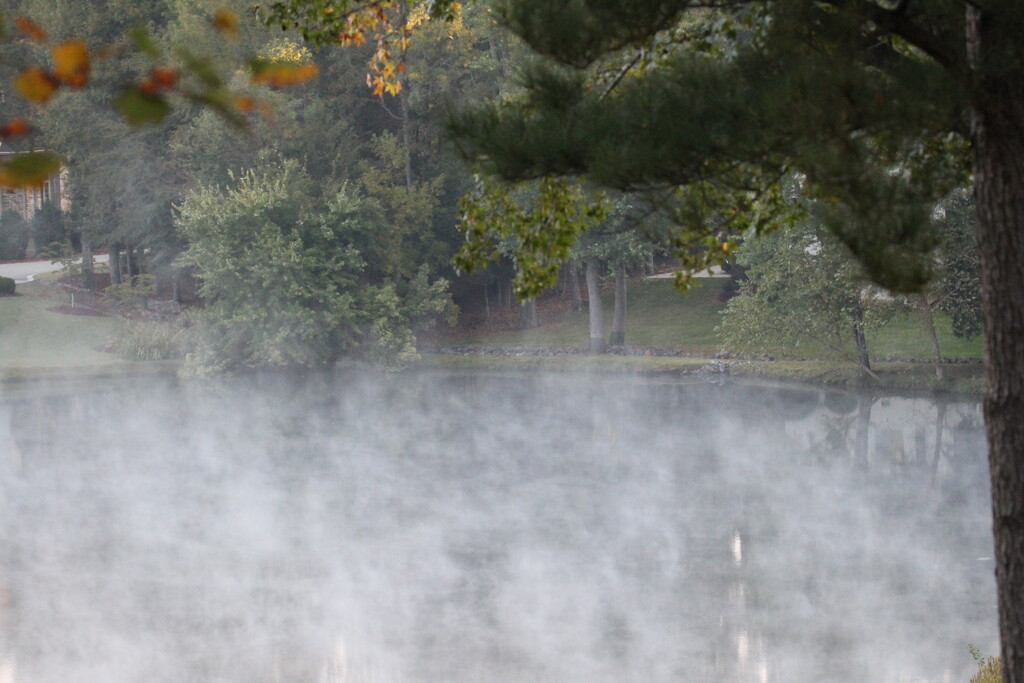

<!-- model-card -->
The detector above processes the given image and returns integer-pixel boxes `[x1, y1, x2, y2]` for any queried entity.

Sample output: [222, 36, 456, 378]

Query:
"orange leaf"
[147, 67, 179, 90]
[212, 8, 238, 38]
[14, 16, 47, 42]
[0, 119, 33, 138]
[51, 41, 90, 88]
[15, 67, 58, 104]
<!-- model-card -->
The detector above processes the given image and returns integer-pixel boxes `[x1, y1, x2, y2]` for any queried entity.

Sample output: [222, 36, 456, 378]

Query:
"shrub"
[0, 276, 15, 295]
[968, 644, 1002, 683]
[114, 318, 190, 361]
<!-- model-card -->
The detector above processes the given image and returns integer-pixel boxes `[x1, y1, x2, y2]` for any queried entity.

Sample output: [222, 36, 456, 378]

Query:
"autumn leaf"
[0, 151, 62, 187]
[51, 40, 90, 88]
[140, 66, 178, 93]
[249, 60, 318, 88]
[0, 119, 32, 138]
[113, 87, 171, 125]
[14, 16, 47, 42]
[15, 67, 58, 104]
[212, 8, 238, 39]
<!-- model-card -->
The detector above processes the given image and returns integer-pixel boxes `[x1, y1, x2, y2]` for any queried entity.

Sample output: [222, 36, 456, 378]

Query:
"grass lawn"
[0, 281, 128, 377]
[444, 277, 984, 361]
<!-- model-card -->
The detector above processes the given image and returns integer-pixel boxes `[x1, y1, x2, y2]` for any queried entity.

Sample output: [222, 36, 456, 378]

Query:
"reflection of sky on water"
[0, 373, 996, 682]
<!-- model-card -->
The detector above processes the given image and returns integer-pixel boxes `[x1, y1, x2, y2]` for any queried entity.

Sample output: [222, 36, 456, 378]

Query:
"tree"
[720, 223, 887, 378]
[444, 2, 1024, 677]
[176, 161, 452, 373]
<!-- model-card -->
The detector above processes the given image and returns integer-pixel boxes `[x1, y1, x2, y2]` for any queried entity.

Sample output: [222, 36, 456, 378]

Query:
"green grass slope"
[445, 277, 983, 361]
[0, 281, 126, 377]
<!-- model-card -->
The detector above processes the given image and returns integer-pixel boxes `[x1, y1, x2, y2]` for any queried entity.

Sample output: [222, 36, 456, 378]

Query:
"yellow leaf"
[384, 80, 401, 96]
[212, 8, 238, 38]
[15, 67, 57, 104]
[370, 77, 385, 96]
[251, 61, 318, 88]
[51, 40, 90, 88]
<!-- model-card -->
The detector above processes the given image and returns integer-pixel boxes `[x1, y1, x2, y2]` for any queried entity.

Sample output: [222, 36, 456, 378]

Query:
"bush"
[114, 318, 190, 361]
[0, 276, 15, 295]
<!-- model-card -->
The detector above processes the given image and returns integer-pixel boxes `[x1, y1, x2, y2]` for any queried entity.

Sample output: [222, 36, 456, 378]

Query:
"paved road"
[0, 255, 109, 283]
[646, 265, 728, 279]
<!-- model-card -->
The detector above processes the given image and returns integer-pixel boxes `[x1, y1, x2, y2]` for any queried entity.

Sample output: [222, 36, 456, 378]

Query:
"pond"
[0, 371, 997, 682]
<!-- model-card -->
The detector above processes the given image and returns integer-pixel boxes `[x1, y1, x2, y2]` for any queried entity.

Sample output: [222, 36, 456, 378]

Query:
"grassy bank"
[447, 278, 983, 360]
[0, 280, 147, 381]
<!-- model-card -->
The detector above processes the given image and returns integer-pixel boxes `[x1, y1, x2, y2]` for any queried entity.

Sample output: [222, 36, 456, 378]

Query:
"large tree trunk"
[609, 262, 626, 346]
[918, 292, 944, 381]
[517, 298, 538, 329]
[585, 257, 605, 353]
[969, 9, 1024, 678]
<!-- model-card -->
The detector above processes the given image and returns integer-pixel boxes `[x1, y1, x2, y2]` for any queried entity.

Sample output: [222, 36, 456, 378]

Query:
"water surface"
[0, 372, 997, 681]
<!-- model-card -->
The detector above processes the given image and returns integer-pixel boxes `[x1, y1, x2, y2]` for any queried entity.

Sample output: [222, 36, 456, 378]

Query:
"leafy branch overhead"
[0, 8, 318, 186]
[455, 176, 609, 300]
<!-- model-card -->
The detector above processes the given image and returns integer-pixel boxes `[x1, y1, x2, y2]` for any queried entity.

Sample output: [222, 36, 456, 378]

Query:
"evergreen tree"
[444, 2, 1024, 676]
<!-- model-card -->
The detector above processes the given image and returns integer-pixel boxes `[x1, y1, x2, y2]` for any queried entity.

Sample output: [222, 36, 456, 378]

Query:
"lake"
[0, 371, 998, 682]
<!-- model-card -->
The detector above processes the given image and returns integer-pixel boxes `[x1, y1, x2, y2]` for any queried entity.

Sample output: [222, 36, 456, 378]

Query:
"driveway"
[0, 254, 109, 283]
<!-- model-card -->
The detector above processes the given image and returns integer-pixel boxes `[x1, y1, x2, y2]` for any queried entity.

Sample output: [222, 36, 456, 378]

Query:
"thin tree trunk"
[570, 256, 583, 312]
[172, 268, 180, 304]
[610, 262, 627, 346]
[851, 300, 873, 377]
[586, 257, 605, 353]
[81, 239, 95, 291]
[125, 244, 134, 280]
[399, 89, 413, 190]
[109, 244, 122, 285]
[969, 10, 1024, 673]
[918, 292, 944, 381]
[483, 282, 490, 320]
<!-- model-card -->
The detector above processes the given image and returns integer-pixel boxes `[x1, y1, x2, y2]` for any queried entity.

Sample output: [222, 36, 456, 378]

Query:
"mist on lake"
[0, 371, 997, 682]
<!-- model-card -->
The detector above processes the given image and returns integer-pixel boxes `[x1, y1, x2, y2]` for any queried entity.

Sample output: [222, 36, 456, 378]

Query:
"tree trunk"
[81, 239, 95, 291]
[569, 256, 583, 312]
[851, 300, 872, 376]
[125, 244, 134, 280]
[517, 297, 538, 329]
[918, 292, 944, 381]
[609, 262, 627, 346]
[399, 89, 414, 190]
[483, 282, 490, 320]
[969, 18, 1024, 675]
[586, 257, 605, 353]
[109, 244, 122, 286]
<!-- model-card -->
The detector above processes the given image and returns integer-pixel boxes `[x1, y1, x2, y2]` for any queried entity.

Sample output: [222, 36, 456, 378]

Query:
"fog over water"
[0, 371, 997, 682]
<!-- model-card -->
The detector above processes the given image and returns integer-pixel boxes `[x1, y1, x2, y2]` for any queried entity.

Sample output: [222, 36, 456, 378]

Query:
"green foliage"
[968, 644, 1002, 683]
[455, 175, 609, 299]
[447, 0, 976, 294]
[177, 162, 365, 372]
[0, 276, 15, 295]
[176, 161, 454, 373]
[105, 274, 156, 311]
[0, 212, 29, 260]
[936, 191, 982, 339]
[720, 223, 891, 362]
